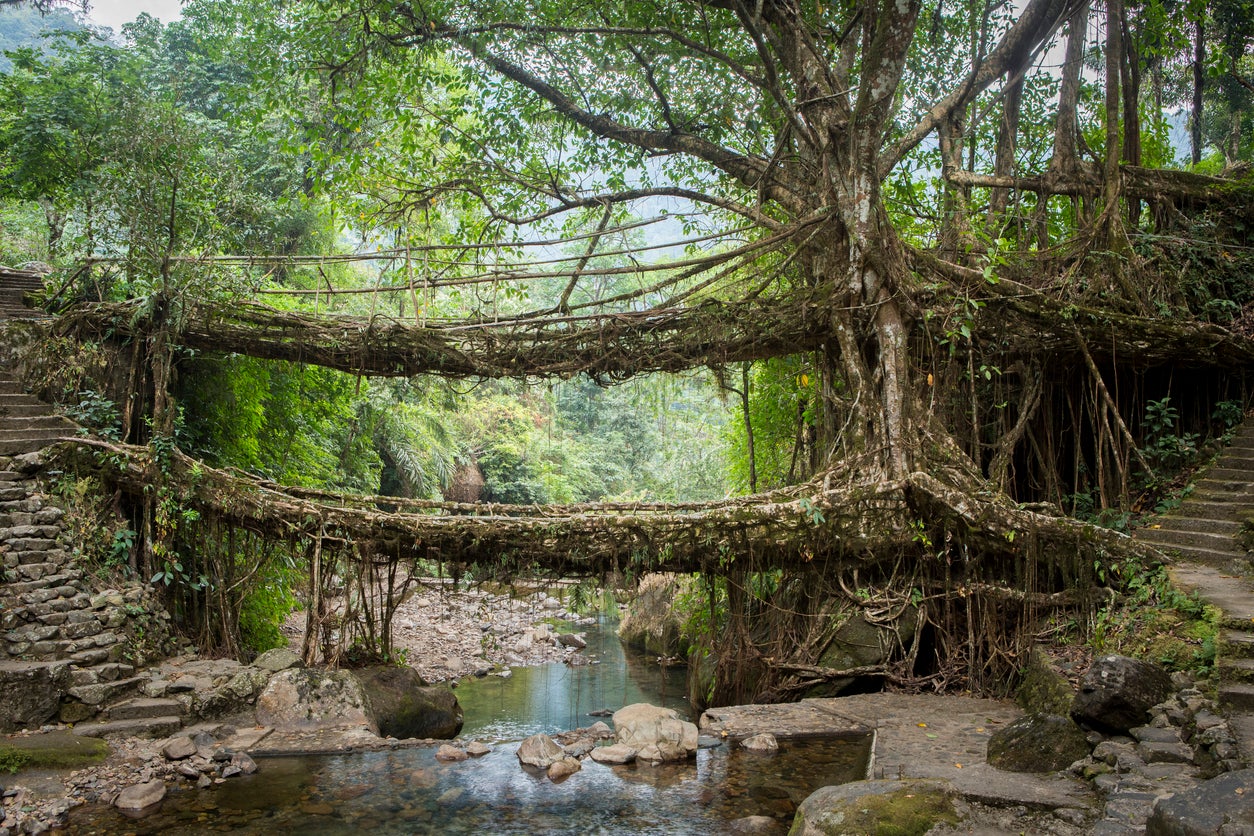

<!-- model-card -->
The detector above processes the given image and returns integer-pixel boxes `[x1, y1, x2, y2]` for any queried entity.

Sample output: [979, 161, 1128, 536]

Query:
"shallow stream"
[68, 617, 870, 834]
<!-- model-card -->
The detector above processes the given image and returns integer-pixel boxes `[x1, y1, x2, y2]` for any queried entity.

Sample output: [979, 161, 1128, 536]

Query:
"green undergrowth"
[1058, 558, 1219, 676]
[0, 733, 109, 773]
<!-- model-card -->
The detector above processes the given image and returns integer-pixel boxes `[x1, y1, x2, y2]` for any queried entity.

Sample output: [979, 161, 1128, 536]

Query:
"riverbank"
[281, 580, 598, 683]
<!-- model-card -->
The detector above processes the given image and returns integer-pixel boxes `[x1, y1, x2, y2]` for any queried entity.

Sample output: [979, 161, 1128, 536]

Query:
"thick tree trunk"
[989, 77, 1023, 234]
[1192, 17, 1205, 165]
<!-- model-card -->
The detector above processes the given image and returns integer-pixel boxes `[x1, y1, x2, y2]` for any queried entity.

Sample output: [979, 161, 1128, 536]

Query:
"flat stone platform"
[700, 692, 1096, 813]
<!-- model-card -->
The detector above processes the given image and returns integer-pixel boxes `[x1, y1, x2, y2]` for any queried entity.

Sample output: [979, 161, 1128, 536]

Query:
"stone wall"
[0, 450, 173, 730]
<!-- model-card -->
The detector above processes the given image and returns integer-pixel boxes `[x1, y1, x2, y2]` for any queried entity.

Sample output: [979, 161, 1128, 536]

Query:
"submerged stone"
[114, 780, 166, 815]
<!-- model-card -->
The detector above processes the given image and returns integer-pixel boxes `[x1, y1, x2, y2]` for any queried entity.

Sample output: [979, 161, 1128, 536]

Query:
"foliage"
[52, 473, 133, 578]
[1086, 557, 1218, 675]
[238, 559, 300, 654]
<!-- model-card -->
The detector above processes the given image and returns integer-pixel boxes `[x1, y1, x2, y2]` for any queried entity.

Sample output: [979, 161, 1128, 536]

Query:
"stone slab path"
[1135, 421, 1254, 764]
[701, 693, 1096, 814]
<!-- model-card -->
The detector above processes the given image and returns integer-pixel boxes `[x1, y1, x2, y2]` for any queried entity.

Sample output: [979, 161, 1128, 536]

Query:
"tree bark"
[1192, 16, 1205, 165]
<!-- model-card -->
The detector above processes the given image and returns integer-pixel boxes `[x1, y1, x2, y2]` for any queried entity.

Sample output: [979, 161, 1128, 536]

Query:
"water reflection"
[68, 617, 871, 834]
[456, 616, 689, 740]
[70, 738, 870, 835]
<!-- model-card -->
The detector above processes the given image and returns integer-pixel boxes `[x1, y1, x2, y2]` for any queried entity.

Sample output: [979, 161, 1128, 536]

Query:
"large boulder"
[353, 665, 463, 739]
[791, 780, 959, 836]
[986, 713, 1090, 773]
[0, 661, 69, 732]
[1147, 769, 1254, 835]
[254, 668, 377, 733]
[1071, 655, 1172, 734]
[808, 604, 918, 697]
[618, 574, 692, 657]
[612, 703, 698, 763]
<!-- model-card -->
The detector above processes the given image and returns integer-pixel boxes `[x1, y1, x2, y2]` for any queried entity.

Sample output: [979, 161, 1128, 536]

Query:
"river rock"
[612, 703, 698, 762]
[466, 741, 491, 756]
[728, 815, 783, 834]
[114, 780, 166, 815]
[986, 713, 1089, 773]
[590, 743, 637, 764]
[1072, 654, 1172, 733]
[253, 648, 303, 673]
[254, 668, 377, 733]
[353, 665, 463, 739]
[1146, 769, 1254, 835]
[517, 733, 565, 768]
[230, 752, 257, 775]
[741, 732, 779, 753]
[557, 633, 587, 649]
[436, 744, 469, 762]
[547, 757, 581, 780]
[161, 736, 197, 761]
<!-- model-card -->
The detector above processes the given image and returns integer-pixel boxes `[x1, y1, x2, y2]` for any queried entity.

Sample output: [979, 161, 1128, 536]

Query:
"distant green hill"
[0, 5, 87, 72]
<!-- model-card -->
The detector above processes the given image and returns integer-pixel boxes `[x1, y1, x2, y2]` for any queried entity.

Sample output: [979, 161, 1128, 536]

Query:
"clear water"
[67, 618, 870, 834]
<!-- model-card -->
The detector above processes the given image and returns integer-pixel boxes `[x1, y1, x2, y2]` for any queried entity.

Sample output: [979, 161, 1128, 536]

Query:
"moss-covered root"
[0, 732, 109, 774]
[788, 779, 959, 836]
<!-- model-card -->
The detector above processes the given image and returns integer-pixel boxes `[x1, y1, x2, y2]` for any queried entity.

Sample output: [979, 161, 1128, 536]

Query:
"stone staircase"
[0, 371, 78, 456]
[1135, 421, 1254, 764]
[0, 267, 75, 456]
[0, 266, 52, 321]
[1, 452, 178, 734]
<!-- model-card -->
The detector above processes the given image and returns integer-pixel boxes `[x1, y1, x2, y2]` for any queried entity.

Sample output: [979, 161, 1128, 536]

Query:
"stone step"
[1168, 565, 1254, 622]
[66, 676, 146, 708]
[0, 403, 58, 418]
[1206, 468, 1254, 482]
[1218, 683, 1254, 713]
[1141, 541, 1249, 566]
[105, 697, 186, 721]
[1174, 500, 1251, 520]
[1136, 527, 1241, 552]
[1218, 656, 1254, 684]
[0, 393, 47, 407]
[1150, 517, 1243, 536]
[1185, 489, 1254, 506]
[1221, 630, 1254, 660]
[0, 437, 67, 456]
[0, 415, 75, 432]
[71, 715, 184, 740]
[1191, 479, 1254, 497]
[1227, 713, 1254, 763]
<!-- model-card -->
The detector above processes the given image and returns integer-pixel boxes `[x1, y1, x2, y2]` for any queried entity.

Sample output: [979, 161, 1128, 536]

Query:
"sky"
[86, 0, 182, 34]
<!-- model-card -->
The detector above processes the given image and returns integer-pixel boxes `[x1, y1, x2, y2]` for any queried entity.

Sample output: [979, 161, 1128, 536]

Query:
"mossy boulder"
[618, 573, 693, 657]
[807, 606, 918, 698]
[789, 779, 959, 836]
[986, 713, 1090, 773]
[1016, 647, 1075, 716]
[353, 665, 463, 740]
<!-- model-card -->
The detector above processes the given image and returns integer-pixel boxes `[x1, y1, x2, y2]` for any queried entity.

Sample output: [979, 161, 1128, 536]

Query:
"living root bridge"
[57, 268, 1254, 383]
[57, 438, 1153, 581]
[56, 289, 832, 382]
